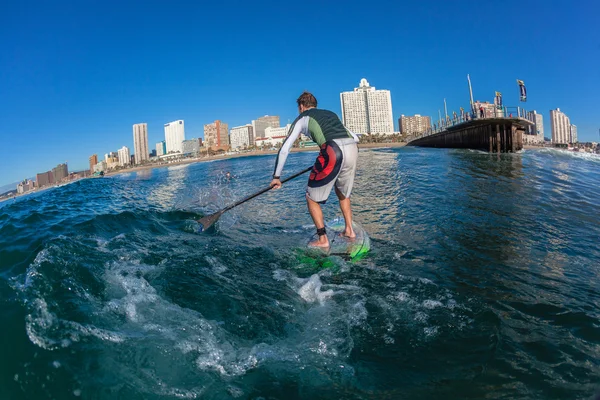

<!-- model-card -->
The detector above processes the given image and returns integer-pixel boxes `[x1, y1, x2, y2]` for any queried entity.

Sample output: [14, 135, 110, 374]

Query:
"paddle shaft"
[220, 166, 313, 213]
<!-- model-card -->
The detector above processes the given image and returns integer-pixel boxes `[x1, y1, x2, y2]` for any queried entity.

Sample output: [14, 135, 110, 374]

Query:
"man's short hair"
[297, 91, 317, 108]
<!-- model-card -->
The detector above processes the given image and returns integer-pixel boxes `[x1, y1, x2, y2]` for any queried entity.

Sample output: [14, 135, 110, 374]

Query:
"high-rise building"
[52, 163, 68, 182]
[36, 171, 54, 188]
[156, 141, 166, 156]
[89, 154, 98, 172]
[526, 110, 545, 144]
[182, 139, 200, 155]
[252, 115, 280, 140]
[570, 124, 578, 143]
[550, 108, 571, 144]
[164, 120, 185, 153]
[399, 114, 431, 135]
[230, 125, 254, 149]
[340, 78, 394, 135]
[133, 123, 149, 164]
[204, 120, 230, 150]
[118, 146, 130, 167]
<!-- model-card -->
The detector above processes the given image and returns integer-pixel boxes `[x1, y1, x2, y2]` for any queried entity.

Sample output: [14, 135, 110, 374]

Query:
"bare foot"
[308, 236, 329, 248]
[339, 228, 356, 239]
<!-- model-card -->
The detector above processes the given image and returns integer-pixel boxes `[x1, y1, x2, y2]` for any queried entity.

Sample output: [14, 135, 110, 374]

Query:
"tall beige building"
[204, 120, 230, 150]
[340, 78, 394, 135]
[133, 123, 149, 164]
[550, 108, 571, 144]
[252, 115, 280, 140]
[399, 114, 431, 135]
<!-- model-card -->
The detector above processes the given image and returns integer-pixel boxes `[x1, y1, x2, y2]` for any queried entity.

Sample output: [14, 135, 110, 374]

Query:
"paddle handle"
[222, 166, 313, 213]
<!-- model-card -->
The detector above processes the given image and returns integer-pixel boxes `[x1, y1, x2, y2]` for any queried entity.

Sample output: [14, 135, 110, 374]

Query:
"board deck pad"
[305, 219, 370, 260]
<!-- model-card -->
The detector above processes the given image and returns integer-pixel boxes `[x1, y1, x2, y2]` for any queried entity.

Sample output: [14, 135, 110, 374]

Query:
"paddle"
[196, 166, 313, 232]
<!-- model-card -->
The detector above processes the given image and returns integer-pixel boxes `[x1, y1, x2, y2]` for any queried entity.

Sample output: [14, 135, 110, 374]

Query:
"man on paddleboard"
[270, 91, 359, 248]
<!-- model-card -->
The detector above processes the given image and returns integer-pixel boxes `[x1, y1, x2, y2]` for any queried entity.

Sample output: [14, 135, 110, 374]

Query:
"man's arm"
[271, 116, 308, 187]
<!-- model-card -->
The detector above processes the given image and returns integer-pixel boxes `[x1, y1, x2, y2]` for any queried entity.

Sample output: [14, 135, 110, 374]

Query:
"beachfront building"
[255, 136, 287, 148]
[36, 171, 53, 188]
[118, 146, 130, 167]
[156, 141, 166, 156]
[94, 161, 106, 174]
[230, 124, 254, 150]
[132, 123, 149, 164]
[340, 78, 394, 135]
[204, 120, 229, 151]
[164, 120, 185, 154]
[17, 179, 34, 194]
[550, 108, 571, 144]
[89, 154, 98, 172]
[52, 163, 69, 183]
[104, 153, 119, 170]
[399, 114, 431, 135]
[252, 115, 280, 141]
[182, 139, 200, 155]
[526, 110, 544, 144]
[265, 124, 291, 139]
[570, 124, 578, 143]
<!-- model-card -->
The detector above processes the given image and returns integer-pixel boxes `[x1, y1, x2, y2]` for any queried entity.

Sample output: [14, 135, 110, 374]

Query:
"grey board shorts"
[306, 138, 358, 203]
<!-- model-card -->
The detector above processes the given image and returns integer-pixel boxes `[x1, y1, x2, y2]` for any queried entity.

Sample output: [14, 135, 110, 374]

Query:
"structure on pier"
[407, 110, 534, 153]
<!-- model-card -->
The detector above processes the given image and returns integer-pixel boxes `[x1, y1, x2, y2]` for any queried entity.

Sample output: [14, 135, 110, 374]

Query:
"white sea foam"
[205, 255, 227, 274]
[297, 274, 334, 304]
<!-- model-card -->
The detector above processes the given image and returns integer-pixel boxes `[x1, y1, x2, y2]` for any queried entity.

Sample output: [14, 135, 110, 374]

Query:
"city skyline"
[1, 1, 598, 186]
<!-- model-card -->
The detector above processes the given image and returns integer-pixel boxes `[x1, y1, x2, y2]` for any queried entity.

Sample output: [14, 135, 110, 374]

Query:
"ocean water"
[1, 148, 599, 399]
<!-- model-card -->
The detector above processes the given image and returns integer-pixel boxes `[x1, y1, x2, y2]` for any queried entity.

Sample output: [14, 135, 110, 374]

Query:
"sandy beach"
[104, 142, 407, 178]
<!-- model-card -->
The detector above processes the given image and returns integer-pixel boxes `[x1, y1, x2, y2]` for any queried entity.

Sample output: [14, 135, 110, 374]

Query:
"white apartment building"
[550, 108, 571, 144]
[132, 123, 149, 164]
[164, 120, 185, 153]
[525, 110, 545, 144]
[156, 141, 166, 156]
[230, 124, 254, 149]
[340, 78, 394, 135]
[570, 124, 578, 143]
[118, 146, 130, 167]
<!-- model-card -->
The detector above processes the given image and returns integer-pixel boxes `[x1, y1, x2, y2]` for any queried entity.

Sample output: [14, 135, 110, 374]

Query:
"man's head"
[297, 91, 317, 113]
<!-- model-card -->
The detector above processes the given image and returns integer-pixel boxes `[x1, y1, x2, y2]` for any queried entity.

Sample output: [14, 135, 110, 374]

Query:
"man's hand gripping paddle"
[196, 166, 312, 232]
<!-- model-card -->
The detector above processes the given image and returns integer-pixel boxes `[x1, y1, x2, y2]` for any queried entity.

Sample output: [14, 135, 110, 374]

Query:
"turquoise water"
[1, 148, 599, 399]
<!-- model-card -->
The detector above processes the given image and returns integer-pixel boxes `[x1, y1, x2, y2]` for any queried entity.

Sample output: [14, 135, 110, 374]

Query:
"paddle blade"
[196, 211, 223, 233]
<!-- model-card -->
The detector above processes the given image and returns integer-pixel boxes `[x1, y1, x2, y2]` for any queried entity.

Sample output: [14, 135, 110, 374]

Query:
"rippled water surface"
[1, 148, 599, 399]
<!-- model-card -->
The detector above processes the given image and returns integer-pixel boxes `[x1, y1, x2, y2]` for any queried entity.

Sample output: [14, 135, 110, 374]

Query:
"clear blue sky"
[1, 0, 598, 186]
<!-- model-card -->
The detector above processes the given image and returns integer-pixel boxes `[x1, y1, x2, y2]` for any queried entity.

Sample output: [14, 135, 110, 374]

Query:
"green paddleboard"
[299, 220, 370, 263]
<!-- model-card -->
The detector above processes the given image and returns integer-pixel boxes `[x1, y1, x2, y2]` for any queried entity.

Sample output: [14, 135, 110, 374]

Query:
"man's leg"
[335, 187, 355, 238]
[307, 195, 329, 247]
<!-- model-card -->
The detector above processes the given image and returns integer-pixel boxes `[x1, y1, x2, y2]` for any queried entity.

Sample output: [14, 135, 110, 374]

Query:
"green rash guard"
[273, 108, 358, 178]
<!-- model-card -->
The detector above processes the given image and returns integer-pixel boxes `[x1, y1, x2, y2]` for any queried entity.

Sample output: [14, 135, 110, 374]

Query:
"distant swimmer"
[270, 91, 360, 248]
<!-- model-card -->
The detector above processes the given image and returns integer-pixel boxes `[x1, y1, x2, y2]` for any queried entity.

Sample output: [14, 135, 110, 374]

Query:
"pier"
[407, 107, 534, 153]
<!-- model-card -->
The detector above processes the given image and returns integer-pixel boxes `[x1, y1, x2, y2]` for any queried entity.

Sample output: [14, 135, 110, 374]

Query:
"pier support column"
[496, 125, 501, 153]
